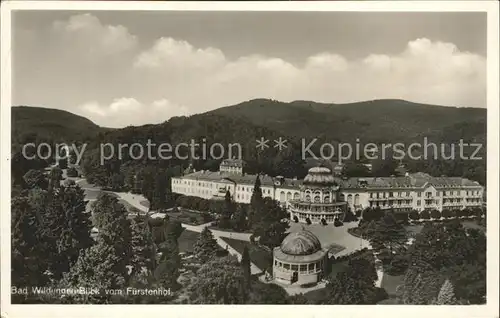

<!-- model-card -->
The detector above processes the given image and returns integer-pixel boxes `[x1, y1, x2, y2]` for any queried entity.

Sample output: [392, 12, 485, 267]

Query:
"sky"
[12, 11, 487, 128]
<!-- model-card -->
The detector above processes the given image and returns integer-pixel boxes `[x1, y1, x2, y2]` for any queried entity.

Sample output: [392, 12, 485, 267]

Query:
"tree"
[250, 175, 263, 207]
[325, 271, 377, 304]
[58, 157, 68, 169]
[151, 170, 169, 211]
[61, 240, 127, 304]
[42, 183, 94, 279]
[401, 222, 486, 304]
[23, 169, 48, 189]
[441, 209, 452, 218]
[252, 197, 289, 249]
[434, 279, 458, 305]
[365, 212, 407, 254]
[430, 209, 441, 220]
[66, 167, 79, 177]
[130, 217, 156, 277]
[48, 166, 63, 191]
[371, 158, 398, 177]
[362, 207, 384, 222]
[193, 227, 219, 263]
[408, 210, 419, 221]
[343, 208, 358, 223]
[241, 246, 251, 289]
[188, 256, 248, 304]
[247, 281, 289, 304]
[155, 237, 181, 290]
[91, 194, 132, 279]
[109, 173, 125, 191]
[11, 196, 49, 290]
[342, 162, 370, 177]
[419, 209, 430, 220]
[218, 190, 233, 229]
[232, 204, 248, 231]
[248, 175, 264, 227]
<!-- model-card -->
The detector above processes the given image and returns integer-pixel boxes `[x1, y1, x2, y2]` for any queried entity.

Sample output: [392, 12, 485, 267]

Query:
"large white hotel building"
[171, 159, 484, 222]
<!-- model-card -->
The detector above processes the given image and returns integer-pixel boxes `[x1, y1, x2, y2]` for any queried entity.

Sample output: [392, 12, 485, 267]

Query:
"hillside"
[209, 99, 486, 144]
[11, 106, 111, 149]
[11, 99, 487, 185]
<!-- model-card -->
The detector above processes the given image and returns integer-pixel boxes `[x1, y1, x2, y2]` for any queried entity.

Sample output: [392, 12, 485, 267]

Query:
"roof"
[274, 247, 327, 263]
[220, 159, 245, 168]
[280, 230, 322, 256]
[175, 170, 302, 188]
[336, 172, 481, 190]
[303, 166, 337, 186]
[175, 170, 481, 190]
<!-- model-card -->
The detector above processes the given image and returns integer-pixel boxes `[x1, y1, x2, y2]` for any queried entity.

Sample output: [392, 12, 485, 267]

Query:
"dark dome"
[280, 230, 322, 255]
[303, 166, 336, 186]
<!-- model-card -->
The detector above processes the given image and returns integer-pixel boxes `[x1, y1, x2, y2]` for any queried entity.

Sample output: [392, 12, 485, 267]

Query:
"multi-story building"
[171, 160, 484, 213]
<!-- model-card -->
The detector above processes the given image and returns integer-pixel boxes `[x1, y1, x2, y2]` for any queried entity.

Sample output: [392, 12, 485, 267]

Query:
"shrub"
[189, 216, 198, 224]
[457, 209, 469, 217]
[305, 218, 312, 225]
[430, 209, 441, 219]
[66, 167, 79, 177]
[201, 212, 212, 223]
[334, 219, 343, 227]
[63, 179, 76, 187]
[419, 210, 430, 220]
[293, 216, 299, 223]
[343, 209, 358, 223]
[408, 210, 419, 221]
[442, 209, 454, 218]
[321, 218, 327, 226]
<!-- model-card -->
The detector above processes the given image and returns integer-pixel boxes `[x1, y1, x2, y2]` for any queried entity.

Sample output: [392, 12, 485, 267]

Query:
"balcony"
[289, 201, 347, 213]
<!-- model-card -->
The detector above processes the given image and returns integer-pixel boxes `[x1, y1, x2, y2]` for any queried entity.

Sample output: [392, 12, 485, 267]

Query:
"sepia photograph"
[1, 1, 498, 317]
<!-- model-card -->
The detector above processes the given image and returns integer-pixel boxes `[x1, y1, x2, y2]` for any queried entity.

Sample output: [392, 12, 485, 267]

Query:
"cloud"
[14, 14, 486, 128]
[52, 13, 138, 58]
[134, 36, 485, 112]
[78, 98, 189, 128]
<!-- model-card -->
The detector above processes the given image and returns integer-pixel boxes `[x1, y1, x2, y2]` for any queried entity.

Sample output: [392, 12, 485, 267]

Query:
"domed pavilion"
[289, 166, 347, 224]
[273, 230, 328, 285]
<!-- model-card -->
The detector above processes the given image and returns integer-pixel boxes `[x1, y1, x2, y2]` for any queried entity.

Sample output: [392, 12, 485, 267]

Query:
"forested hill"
[11, 99, 487, 186]
[208, 99, 486, 144]
[11, 106, 111, 150]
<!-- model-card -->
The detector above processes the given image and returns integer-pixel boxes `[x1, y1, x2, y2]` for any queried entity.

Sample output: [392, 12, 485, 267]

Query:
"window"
[426, 192, 432, 198]
[417, 200, 421, 206]
[291, 265, 298, 271]
[299, 265, 307, 273]
[284, 264, 290, 270]
[417, 192, 422, 197]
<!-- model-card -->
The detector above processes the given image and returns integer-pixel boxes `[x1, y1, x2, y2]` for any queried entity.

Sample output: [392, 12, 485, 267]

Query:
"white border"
[1, 2, 498, 318]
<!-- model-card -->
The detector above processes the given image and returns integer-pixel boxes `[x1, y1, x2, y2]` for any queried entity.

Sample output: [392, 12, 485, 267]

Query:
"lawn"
[178, 229, 200, 253]
[222, 238, 273, 272]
